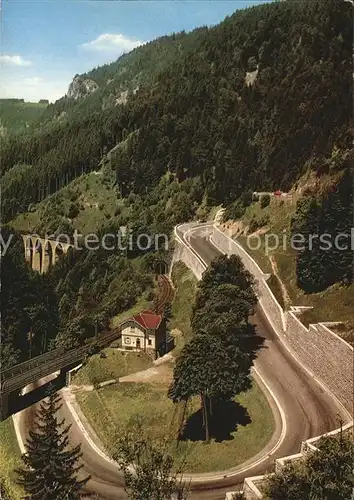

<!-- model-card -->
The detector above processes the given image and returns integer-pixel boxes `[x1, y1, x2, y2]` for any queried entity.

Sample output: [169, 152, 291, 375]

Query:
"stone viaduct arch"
[22, 235, 74, 274]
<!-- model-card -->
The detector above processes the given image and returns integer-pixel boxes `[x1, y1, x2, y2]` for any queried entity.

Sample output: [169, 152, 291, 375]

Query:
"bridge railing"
[21, 231, 76, 246]
[0, 347, 65, 384]
[0, 326, 123, 394]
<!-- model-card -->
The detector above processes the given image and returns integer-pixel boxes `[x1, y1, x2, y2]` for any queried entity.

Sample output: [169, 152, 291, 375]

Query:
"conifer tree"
[169, 334, 252, 441]
[16, 389, 89, 499]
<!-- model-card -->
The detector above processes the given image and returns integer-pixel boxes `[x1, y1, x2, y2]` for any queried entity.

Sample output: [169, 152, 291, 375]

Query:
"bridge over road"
[0, 326, 123, 421]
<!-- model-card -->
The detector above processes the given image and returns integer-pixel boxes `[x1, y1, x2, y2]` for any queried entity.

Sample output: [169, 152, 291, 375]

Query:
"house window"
[148, 339, 152, 346]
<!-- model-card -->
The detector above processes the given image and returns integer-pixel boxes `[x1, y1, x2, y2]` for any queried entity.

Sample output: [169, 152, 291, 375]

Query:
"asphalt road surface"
[18, 223, 348, 500]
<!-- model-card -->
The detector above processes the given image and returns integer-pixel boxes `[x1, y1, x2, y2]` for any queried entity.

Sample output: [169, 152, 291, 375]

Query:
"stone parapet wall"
[242, 477, 264, 499]
[172, 230, 206, 281]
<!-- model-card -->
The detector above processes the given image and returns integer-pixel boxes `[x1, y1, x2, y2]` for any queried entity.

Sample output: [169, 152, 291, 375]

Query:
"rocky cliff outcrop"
[67, 75, 98, 100]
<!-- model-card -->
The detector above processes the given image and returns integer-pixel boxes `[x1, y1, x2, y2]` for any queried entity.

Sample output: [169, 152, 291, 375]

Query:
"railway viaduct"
[21, 234, 74, 274]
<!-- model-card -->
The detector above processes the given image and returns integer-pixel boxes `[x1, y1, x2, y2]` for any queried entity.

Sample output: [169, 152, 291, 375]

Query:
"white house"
[120, 310, 166, 358]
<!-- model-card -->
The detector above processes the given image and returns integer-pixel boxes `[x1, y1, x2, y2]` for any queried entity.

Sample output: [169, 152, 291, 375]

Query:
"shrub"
[249, 214, 269, 233]
[241, 190, 254, 207]
[260, 194, 271, 208]
[264, 435, 353, 500]
[92, 377, 100, 389]
[223, 200, 246, 221]
[69, 190, 78, 202]
[67, 202, 80, 219]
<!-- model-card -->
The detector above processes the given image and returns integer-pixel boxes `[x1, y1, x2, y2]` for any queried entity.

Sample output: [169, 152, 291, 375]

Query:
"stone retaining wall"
[173, 223, 353, 500]
[285, 314, 353, 414]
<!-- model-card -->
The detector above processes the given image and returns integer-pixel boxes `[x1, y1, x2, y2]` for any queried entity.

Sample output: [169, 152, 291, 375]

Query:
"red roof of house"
[274, 190, 282, 195]
[132, 310, 162, 330]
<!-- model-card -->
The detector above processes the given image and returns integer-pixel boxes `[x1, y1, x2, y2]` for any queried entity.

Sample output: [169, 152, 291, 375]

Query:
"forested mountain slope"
[41, 28, 207, 123]
[1, 0, 353, 362]
[2, 0, 351, 222]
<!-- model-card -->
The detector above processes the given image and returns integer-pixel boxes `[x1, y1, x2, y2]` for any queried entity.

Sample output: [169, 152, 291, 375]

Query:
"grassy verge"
[267, 274, 286, 310]
[300, 283, 354, 329]
[110, 295, 152, 328]
[72, 349, 153, 385]
[236, 234, 273, 274]
[76, 379, 274, 473]
[170, 262, 198, 353]
[0, 418, 24, 500]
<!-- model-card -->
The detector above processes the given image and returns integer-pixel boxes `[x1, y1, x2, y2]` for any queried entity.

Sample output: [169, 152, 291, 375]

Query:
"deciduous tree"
[169, 255, 261, 441]
[264, 434, 354, 500]
[112, 420, 189, 499]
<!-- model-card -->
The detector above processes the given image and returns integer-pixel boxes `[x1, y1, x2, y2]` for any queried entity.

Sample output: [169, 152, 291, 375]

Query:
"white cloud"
[0, 54, 32, 67]
[24, 77, 43, 85]
[81, 33, 143, 55]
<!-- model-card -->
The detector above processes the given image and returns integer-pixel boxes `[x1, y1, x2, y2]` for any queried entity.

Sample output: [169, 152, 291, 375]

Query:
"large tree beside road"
[169, 254, 262, 441]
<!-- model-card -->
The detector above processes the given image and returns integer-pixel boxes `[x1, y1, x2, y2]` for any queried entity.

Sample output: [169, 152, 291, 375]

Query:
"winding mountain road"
[17, 223, 349, 500]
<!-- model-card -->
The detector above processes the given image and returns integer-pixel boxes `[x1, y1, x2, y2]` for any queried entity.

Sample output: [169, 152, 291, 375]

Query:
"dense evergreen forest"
[2, 0, 351, 221]
[1, 0, 352, 366]
[0, 224, 155, 367]
[292, 168, 353, 293]
[1, 173, 201, 367]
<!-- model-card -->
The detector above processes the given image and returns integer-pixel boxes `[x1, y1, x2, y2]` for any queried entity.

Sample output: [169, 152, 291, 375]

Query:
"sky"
[0, 0, 271, 103]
